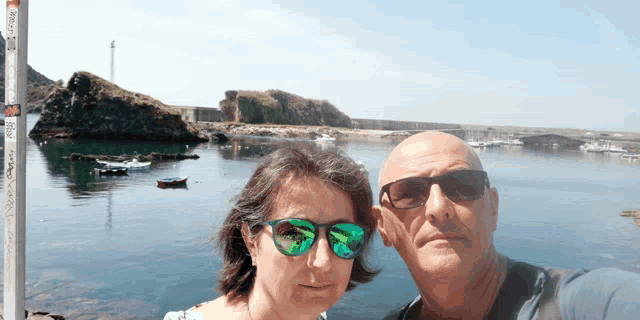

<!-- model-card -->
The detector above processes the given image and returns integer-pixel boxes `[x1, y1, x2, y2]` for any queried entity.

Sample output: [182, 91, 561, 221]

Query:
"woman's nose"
[308, 232, 333, 271]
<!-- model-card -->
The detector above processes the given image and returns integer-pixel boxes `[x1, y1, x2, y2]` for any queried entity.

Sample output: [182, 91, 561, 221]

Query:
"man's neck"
[415, 252, 508, 320]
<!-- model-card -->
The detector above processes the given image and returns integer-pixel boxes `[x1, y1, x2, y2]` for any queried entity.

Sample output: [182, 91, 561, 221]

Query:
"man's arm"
[559, 267, 640, 319]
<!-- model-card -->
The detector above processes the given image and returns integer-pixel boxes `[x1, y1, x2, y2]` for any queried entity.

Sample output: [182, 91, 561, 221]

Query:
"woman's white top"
[163, 301, 328, 320]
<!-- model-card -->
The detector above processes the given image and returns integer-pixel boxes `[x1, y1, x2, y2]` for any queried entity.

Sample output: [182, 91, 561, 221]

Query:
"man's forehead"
[380, 132, 482, 185]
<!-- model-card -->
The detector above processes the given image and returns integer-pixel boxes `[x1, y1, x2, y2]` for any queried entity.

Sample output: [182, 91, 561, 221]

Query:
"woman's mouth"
[300, 284, 333, 291]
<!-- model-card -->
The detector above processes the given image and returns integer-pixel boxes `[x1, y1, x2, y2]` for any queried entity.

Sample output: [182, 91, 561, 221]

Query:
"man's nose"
[308, 232, 333, 272]
[423, 183, 454, 223]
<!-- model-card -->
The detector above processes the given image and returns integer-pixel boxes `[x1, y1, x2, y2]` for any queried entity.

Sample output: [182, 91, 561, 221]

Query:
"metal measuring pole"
[4, 0, 28, 319]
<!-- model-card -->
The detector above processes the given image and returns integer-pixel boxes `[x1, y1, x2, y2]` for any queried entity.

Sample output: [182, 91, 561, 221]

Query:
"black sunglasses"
[379, 170, 490, 210]
[260, 218, 369, 260]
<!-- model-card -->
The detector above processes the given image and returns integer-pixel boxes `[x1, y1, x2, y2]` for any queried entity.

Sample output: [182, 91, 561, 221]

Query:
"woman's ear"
[241, 223, 258, 258]
[372, 205, 393, 247]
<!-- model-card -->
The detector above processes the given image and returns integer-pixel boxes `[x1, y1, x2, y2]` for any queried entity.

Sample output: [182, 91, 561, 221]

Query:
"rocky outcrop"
[219, 89, 352, 128]
[62, 152, 200, 162]
[29, 72, 208, 142]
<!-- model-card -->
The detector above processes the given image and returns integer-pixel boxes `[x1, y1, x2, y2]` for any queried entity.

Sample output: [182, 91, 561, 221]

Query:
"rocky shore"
[194, 121, 399, 141]
[62, 152, 200, 162]
[620, 210, 640, 226]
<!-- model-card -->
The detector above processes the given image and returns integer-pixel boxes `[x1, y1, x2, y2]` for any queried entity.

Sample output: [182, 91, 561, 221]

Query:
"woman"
[164, 144, 379, 320]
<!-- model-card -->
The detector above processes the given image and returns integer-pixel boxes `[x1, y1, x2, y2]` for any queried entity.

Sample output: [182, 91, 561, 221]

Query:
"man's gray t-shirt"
[383, 258, 640, 319]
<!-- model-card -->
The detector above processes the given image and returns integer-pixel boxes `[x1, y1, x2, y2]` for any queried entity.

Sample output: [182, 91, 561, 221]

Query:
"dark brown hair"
[214, 144, 380, 301]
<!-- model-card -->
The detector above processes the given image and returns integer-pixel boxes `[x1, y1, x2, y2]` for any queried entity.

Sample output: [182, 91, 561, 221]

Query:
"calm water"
[0, 115, 639, 319]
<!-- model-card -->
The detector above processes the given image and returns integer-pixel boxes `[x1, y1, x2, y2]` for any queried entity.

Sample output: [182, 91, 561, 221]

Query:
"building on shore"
[169, 105, 223, 122]
[518, 134, 585, 147]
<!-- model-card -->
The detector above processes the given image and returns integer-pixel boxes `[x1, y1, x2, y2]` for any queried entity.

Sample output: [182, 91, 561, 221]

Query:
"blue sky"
[6, 0, 640, 131]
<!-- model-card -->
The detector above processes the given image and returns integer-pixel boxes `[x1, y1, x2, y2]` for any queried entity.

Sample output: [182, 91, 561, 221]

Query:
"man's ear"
[489, 187, 500, 232]
[372, 205, 393, 247]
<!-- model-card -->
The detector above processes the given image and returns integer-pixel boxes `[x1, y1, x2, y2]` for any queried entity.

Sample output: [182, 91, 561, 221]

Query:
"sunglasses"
[260, 218, 369, 260]
[379, 170, 490, 210]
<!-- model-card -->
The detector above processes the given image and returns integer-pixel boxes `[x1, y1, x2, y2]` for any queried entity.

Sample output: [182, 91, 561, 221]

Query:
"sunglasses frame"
[379, 170, 490, 210]
[260, 218, 370, 260]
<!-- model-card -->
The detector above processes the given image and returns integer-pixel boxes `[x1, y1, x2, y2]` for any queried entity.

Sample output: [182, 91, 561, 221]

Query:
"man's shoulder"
[380, 296, 421, 320]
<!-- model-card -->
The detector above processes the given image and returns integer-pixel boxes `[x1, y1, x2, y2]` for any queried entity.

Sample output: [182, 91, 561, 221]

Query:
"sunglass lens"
[330, 224, 365, 259]
[389, 179, 428, 208]
[444, 171, 485, 200]
[273, 219, 315, 256]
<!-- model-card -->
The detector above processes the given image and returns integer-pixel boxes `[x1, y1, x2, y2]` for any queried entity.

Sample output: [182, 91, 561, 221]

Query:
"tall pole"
[4, 1, 28, 319]
[110, 40, 115, 83]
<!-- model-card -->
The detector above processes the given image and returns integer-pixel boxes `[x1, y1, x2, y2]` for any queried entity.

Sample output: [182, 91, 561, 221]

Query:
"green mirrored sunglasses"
[260, 218, 368, 260]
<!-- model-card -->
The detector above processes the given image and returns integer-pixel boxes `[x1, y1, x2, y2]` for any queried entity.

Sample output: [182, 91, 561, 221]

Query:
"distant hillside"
[220, 90, 353, 128]
[0, 31, 56, 108]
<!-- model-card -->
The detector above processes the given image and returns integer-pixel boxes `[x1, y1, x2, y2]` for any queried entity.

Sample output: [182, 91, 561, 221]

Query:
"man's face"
[375, 133, 499, 281]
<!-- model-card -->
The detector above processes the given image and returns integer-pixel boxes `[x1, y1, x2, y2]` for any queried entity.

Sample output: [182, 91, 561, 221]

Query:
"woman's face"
[245, 176, 357, 316]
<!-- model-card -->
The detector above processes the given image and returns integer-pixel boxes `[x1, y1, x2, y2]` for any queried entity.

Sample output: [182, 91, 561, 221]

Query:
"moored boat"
[95, 167, 128, 175]
[157, 176, 189, 188]
[97, 158, 151, 169]
[315, 134, 336, 142]
[621, 153, 640, 159]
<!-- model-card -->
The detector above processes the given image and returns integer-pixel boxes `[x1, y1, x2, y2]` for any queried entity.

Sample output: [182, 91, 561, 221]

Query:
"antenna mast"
[110, 40, 115, 83]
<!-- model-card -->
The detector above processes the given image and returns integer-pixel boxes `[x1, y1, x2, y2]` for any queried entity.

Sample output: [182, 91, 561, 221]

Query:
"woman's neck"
[247, 285, 321, 320]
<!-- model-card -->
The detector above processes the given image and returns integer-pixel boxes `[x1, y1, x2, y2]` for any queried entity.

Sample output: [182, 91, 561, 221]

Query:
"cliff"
[220, 90, 352, 128]
[29, 71, 208, 142]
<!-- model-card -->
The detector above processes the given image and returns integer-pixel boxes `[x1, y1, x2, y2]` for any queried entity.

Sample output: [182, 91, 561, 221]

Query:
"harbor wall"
[352, 118, 463, 131]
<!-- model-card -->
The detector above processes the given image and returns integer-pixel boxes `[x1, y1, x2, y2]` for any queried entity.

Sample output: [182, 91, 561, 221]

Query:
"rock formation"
[220, 90, 352, 128]
[29, 71, 208, 142]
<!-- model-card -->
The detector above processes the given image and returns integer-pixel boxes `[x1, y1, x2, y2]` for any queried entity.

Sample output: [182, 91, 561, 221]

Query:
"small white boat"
[315, 134, 336, 142]
[468, 141, 485, 148]
[607, 146, 626, 153]
[96, 158, 151, 169]
[621, 153, 640, 159]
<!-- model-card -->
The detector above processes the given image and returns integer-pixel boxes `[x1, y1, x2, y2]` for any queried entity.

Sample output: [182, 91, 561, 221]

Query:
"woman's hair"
[214, 144, 380, 301]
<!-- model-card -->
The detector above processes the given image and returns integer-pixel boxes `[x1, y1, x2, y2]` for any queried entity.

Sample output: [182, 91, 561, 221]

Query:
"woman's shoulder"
[163, 298, 224, 320]
[192, 295, 249, 320]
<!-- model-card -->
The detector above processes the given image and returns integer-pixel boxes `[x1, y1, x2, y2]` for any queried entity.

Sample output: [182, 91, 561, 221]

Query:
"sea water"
[0, 114, 638, 319]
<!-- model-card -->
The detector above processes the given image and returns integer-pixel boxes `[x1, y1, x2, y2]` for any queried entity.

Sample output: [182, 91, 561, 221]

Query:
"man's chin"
[411, 251, 471, 279]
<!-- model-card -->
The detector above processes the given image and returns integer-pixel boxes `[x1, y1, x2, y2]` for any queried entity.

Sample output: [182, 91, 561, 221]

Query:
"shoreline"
[192, 121, 640, 149]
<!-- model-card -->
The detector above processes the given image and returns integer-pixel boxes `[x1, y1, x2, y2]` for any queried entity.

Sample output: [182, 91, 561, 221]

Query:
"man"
[373, 132, 640, 319]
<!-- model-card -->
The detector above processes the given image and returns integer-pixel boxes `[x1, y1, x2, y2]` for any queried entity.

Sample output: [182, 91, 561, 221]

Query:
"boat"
[96, 158, 151, 169]
[315, 134, 336, 142]
[621, 153, 640, 159]
[607, 146, 626, 153]
[468, 141, 485, 148]
[95, 167, 128, 175]
[509, 139, 524, 145]
[157, 176, 188, 188]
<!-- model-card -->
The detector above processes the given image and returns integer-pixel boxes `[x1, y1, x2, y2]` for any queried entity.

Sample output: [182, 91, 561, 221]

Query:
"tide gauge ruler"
[4, 1, 28, 319]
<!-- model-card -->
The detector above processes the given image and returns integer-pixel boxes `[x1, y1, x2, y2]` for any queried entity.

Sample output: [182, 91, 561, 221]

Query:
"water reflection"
[30, 137, 200, 198]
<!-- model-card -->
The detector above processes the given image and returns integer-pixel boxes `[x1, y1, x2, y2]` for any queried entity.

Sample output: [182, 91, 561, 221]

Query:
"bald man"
[374, 132, 640, 320]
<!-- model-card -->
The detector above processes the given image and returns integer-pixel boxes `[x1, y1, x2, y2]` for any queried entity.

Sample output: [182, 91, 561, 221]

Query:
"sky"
[4, 0, 640, 131]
